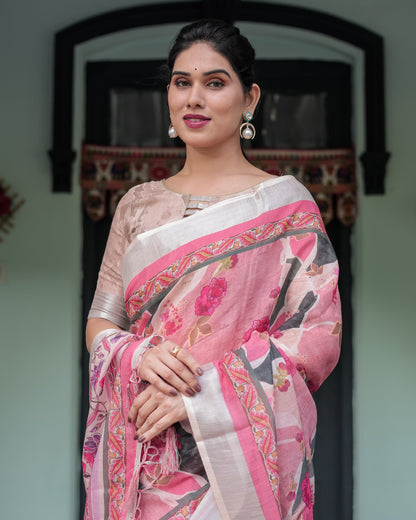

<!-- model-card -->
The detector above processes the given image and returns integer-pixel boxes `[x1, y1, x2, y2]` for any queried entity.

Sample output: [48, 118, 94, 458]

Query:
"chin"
[181, 133, 235, 150]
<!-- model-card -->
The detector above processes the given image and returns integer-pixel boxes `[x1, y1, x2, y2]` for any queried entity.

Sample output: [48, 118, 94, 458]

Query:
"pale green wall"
[0, 1, 415, 519]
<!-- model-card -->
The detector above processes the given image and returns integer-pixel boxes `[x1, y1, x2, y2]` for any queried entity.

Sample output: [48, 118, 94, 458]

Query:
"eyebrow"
[172, 69, 232, 78]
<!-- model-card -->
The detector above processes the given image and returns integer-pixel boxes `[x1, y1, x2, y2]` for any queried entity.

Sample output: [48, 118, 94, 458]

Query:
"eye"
[173, 78, 191, 88]
[207, 79, 225, 88]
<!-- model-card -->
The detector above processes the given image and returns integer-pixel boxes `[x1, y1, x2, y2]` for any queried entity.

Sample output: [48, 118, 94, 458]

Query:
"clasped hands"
[128, 340, 203, 443]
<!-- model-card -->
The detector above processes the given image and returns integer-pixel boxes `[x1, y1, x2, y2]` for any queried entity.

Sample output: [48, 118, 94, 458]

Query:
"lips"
[184, 114, 210, 121]
[183, 114, 210, 128]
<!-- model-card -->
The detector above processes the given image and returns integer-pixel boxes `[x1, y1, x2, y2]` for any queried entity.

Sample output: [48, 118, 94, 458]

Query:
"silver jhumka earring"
[239, 111, 256, 140]
[168, 124, 178, 138]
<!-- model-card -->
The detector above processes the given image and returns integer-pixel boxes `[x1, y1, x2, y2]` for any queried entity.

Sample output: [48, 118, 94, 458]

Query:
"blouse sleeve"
[87, 182, 188, 329]
[88, 190, 137, 330]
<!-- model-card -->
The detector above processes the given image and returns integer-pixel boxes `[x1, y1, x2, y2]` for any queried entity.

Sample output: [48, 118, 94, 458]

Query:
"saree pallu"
[83, 176, 342, 520]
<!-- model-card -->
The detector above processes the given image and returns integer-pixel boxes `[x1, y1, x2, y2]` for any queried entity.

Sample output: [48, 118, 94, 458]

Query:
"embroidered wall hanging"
[80, 144, 357, 225]
[0, 179, 25, 242]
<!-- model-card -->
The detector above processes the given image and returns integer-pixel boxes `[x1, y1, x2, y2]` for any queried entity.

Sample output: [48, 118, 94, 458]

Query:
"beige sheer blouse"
[88, 180, 260, 329]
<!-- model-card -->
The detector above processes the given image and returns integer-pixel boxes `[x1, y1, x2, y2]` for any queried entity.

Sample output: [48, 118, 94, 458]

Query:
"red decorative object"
[0, 179, 25, 242]
[80, 144, 357, 225]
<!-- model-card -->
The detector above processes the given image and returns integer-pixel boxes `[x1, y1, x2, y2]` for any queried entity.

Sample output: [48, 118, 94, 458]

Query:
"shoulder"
[116, 181, 163, 207]
[114, 180, 178, 214]
[111, 181, 165, 235]
[112, 180, 187, 238]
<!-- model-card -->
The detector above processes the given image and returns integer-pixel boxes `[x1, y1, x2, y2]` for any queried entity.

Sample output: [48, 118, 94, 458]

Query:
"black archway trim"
[48, 0, 389, 193]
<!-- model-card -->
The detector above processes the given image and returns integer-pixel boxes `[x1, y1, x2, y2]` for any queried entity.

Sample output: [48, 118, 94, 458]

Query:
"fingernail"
[196, 368, 204, 376]
[133, 433, 138, 440]
[194, 383, 201, 392]
[170, 388, 178, 396]
[138, 435, 145, 443]
[185, 387, 195, 396]
[128, 417, 132, 423]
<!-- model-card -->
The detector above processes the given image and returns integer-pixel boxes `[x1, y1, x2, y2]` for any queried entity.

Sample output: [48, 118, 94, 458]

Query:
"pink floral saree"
[83, 176, 341, 520]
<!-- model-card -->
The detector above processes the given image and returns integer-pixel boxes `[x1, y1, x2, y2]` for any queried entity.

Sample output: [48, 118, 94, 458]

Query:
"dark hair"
[166, 19, 256, 93]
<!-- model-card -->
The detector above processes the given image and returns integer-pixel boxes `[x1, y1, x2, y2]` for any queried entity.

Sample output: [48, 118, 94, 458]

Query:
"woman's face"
[168, 42, 259, 150]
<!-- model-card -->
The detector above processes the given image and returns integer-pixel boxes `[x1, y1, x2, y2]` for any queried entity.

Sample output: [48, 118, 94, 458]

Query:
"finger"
[135, 398, 186, 442]
[161, 343, 203, 393]
[134, 404, 169, 442]
[143, 355, 199, 396]
[128, 384, 157, 423]
[139, 354, 180, 395]
[163, 341, 204, 378]
[174, 347, 204, 377]
[128, 391, 148, 424]
[155, 359, 201, 396]
[134, 397, 159, 430]
[139, 341, 203, 395]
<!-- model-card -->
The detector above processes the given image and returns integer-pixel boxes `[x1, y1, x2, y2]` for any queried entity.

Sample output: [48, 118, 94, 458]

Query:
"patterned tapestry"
[80, 143, 357, 225]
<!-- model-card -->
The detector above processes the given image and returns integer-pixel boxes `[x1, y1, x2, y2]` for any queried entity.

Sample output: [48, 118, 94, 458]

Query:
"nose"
[187, 84, 205, 108]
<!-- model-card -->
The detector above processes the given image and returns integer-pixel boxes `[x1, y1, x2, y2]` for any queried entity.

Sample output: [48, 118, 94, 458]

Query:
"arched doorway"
[49, 3, 389, 519]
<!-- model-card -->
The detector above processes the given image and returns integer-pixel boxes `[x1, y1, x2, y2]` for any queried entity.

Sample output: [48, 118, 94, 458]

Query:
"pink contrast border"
[126, 200, 320, 301]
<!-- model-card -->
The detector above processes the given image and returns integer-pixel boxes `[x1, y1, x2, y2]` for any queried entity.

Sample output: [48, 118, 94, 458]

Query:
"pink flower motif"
[269, 286, 280, 299]
[243, 316, 270, 342]
[286, 491, 296, 502]
[195, 277, 227, 316]
[164, 319, 181, 336]
[280, 352, 296, 376]
[295, 432, 304, 443]
[278, 379, 290, 392]
[161, 304, 183, 336]
[83, 451, 95, 466]
[302, 472, 314, 510]
[230, 255, 239, 268]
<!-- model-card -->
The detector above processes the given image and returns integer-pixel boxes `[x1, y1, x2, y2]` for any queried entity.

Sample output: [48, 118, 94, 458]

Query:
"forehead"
[173, 42, 234, 73]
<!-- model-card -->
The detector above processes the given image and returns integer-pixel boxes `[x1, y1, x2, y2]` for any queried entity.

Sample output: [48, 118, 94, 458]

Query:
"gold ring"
[171, 345, 181, 358]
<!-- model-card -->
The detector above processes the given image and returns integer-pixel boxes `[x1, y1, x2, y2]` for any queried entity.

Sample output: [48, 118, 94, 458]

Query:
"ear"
[244, 83, 261, 114]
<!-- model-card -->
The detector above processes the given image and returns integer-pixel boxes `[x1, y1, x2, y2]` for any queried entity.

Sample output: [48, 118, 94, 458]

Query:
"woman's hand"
[139, 340, 203, 396]
[129, 384, 187, 443]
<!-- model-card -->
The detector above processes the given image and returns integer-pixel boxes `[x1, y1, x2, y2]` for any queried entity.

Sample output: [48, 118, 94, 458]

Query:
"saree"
[83, 176, 341, 520]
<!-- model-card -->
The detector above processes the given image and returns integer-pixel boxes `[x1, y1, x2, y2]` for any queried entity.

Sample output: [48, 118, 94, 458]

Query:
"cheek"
[168, 95, 187, 121]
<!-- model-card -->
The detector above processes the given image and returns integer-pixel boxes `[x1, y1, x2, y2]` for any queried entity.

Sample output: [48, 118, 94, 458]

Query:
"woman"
[83, 20, 341, 520]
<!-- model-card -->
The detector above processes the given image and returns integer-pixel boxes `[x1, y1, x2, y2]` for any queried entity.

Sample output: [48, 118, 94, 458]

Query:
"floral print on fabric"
[302, 472, 314, 510]
[189, 277, 227, 346]
[125, 212, 325, 320]
[161, 301, 183, 336]
[84, 180, 341, 520]
[243, 316, 270, 342]
[194, 277, 227, 316]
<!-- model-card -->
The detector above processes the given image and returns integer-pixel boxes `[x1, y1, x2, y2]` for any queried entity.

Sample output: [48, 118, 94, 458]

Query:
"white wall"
[0, 1, 415, 519]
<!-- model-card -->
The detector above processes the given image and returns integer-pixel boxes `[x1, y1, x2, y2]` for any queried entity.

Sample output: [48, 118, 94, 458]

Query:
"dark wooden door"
[79, 59, 353, 520]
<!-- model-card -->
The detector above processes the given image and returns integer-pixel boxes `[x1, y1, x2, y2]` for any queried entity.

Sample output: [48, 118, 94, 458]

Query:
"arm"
[86, 317, 121, 352]
[86, 187, 202, 391]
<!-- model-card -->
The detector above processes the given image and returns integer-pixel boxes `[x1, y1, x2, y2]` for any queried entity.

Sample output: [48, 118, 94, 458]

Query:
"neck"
[164, 137, 271, 196]
[182, 142, 250, 179]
